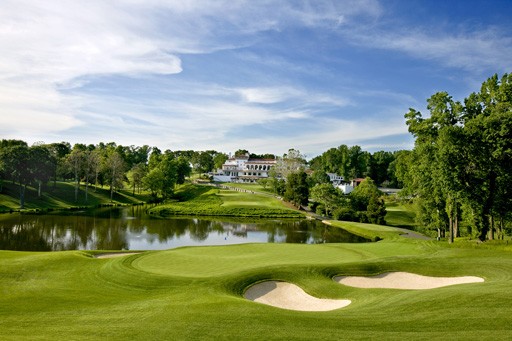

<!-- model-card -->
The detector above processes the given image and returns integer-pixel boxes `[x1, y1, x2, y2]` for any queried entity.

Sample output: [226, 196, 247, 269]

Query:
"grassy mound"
[0, 181, 151, 213]
[150, 184, 304, 218]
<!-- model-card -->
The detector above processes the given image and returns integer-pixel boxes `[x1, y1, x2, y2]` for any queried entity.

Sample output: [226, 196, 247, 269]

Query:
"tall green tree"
[403, 73, 512, 242]
[283, 171, 309, 208]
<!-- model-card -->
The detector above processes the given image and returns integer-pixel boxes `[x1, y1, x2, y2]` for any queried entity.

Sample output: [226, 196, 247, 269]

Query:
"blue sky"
[1, 0, 511, 159]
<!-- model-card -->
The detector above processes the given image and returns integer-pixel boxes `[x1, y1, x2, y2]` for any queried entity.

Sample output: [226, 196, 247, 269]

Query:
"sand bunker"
[94, 252, 141, 259]
[244, 281, 351, 311]
[334, 272, 484, 289]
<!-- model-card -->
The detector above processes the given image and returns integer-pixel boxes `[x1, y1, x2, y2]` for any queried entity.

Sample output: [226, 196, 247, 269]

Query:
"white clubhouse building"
[212, 153, 277, 183]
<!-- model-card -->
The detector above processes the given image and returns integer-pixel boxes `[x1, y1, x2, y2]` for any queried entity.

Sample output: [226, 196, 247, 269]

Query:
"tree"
[67, 148, 85, 203]
[143, 168, 165, 198]
[234, 149, 249, 156]
[30, 145, 53, 197]
[349, 178, 382, 212]
[175, 156, 192, 185]
[213, 153, 229, 170]
[0, 143, 31, 208]
[104, 152, 127, 202]
[366, 190, 387, 225]
[283, 171, 309, 208]
[276, 149, 306, 179]
[194, 151, 214, 177]
[83, 149, 101, 203]
[308, 171, 331, 188]
[158, 154, 178, 197]
[45, 142, 71, 187]
[403, 73, 512, 242]
[129, 163, 147, 195]
[310, 183, 338, 216]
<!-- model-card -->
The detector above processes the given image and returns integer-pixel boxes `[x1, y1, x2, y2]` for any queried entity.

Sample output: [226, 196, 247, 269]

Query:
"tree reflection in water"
[0, 206, 369, 251]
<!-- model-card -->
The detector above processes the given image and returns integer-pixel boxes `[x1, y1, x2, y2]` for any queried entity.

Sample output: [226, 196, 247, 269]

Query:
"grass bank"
[0, 180, 152, 213]
[385, 202, 417, 229]
[150, 183, 304, 218]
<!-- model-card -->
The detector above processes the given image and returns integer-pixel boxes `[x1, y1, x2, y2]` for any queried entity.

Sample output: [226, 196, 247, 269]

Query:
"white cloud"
[345, 25, 512, 73]
[0, 0, 377, 141]
[235, 87, 301, 104]
[211, 115, 409, 157]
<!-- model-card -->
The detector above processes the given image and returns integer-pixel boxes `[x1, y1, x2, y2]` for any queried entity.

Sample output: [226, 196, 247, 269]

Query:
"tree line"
[0, 142, 232, 207]
[308, 145, 403, 187]
[396, 73, 512, 242]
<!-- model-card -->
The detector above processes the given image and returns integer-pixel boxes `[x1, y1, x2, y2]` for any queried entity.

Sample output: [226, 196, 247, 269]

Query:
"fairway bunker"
[244, 280, 351, 311]
[94, 252, 141, 259]
[334, 271, 484, 289]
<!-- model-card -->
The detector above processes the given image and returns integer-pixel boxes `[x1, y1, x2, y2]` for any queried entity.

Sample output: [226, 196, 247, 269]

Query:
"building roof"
[248, 158, 276, 162]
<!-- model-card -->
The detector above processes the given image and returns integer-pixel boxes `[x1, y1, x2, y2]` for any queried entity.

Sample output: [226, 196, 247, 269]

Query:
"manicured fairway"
[2, 233, 512, 340]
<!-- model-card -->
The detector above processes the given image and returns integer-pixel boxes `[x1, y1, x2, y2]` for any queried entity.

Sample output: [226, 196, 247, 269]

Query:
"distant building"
[212, 152, 277, 183]
[336, 178, 368, 194]
[326, 173, 344, 185]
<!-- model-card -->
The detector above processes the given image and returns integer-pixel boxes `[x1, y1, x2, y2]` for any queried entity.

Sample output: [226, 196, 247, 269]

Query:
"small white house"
[326, 173, 344, 185]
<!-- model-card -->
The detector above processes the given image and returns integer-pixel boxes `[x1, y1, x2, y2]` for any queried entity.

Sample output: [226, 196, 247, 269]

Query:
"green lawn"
[385, 202, 417, 229]
[150, 183, 303, 218]
[0, 181, 152, 213]
[1, 236, 511, 340]
[219, 182, 275, 194]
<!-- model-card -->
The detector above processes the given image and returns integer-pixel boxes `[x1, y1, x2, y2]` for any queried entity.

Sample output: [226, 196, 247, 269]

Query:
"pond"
[0, 205, 370, 251]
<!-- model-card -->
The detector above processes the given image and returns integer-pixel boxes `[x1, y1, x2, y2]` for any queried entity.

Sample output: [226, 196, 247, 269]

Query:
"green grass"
[0, 181, 152, 213]
[150, 183, 303, 218]
[2, 183, 512, 339]
[1, 237, 512, 340]
[219, 182, 275, 195]
[385, 202, 417, 229]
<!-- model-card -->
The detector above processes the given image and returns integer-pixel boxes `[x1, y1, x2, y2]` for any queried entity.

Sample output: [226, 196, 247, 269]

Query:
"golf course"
[1, 193, 511, 340]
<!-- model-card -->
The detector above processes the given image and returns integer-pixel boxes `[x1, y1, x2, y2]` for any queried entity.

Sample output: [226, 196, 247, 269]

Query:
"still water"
[0, 205, 369, 251]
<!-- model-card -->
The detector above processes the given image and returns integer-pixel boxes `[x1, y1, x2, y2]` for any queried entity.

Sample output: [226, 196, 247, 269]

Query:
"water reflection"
[0, 206, 369, 251]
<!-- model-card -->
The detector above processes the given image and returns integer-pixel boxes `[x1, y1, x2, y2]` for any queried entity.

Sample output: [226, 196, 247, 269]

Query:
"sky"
[1, 0, 512, 159]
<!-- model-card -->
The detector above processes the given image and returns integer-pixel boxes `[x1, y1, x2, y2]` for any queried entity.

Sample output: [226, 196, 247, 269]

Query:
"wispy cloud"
[344, 25, 512, 73]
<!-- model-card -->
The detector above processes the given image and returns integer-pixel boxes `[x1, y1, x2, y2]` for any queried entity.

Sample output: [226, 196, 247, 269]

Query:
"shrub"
[356, 211, 369, 223]
[315, 204, 325, 216]
[332, 207, 356, 221]
[308, 202, 319, 211]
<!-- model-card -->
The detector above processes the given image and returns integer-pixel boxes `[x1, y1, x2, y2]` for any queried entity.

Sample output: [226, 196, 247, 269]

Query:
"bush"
[356, 211, 369, 223]
[332, 207, 356, 221]
[308, 202, 319, 211]
[315, 204, 325, 216]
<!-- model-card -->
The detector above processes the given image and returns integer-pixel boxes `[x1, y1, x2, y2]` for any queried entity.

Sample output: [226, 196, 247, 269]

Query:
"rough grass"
[1, 238, 512, 340]
[150, 184, 303, 218]
[0, 181, 152, 213]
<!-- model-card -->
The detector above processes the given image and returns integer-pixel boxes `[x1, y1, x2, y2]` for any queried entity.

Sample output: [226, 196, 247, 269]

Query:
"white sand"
[244, 281, 351, 311]
[94, 252, 141, 259]
[334, 271, 484, 289]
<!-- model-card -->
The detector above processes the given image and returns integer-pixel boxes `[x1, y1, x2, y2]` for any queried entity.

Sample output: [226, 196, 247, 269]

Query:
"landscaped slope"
[0, 181, 151, 213]
[149, 184, 304, 218]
